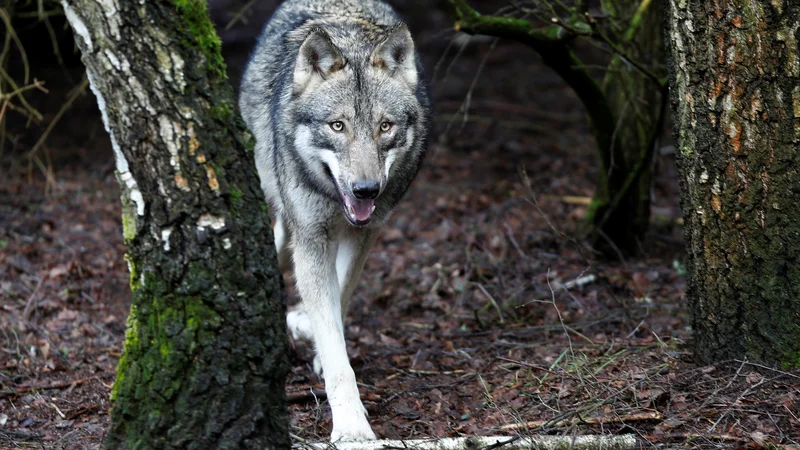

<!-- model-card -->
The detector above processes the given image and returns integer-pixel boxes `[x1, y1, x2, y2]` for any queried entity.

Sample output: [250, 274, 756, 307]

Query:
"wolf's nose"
[352, 180, 380, 199]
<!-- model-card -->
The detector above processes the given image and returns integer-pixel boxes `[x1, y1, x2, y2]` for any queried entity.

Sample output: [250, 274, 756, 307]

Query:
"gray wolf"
[239, 0, 431, 442]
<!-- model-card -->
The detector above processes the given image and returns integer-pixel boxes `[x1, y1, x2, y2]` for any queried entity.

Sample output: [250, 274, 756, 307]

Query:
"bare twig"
[0, 66, 43, 122]
[286, 389, 384, 405]
[476, 282, 504, 324]
[496, 356, 560, 375]
[22, 277, 43, 321]
[0, 8, 29, 85]
[697, 359, 747, 411]
[442, 37, 499, 137]
[28, 76, 88, 158]
[224, 0, 258, 31]
[733, 359, 800, 380]
[708, 377, 767, 432]
[500, 411, 661, 430]
[546, 268, 574, 358]
[585, 12, 665, 88]
[287, 389, 327, 404]
[50, 402, 66, 419]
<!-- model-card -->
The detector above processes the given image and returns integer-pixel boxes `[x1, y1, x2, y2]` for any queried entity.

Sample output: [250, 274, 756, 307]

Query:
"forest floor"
[1, 2, 800, 449]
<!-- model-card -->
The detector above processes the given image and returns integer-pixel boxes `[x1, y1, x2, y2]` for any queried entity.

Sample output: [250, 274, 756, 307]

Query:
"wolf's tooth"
[348, 205, 356, 217]
[371, 205, 376, 213]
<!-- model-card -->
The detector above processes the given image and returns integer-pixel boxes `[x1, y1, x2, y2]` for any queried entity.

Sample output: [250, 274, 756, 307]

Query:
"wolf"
[239, 0, 431, 442]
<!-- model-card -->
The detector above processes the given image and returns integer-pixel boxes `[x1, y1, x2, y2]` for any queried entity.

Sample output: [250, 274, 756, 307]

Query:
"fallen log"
[293, 434, 639, 449]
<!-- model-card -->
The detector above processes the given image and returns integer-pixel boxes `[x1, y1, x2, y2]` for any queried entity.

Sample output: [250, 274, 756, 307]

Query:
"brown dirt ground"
[1, 1, 799, 449]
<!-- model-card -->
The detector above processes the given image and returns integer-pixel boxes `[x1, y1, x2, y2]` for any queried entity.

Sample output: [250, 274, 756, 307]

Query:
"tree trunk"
[589, 0, 667, 256]
[62, 0, 291, 447]
[667, 0, 800, 367]
[447, 0, 667, 257]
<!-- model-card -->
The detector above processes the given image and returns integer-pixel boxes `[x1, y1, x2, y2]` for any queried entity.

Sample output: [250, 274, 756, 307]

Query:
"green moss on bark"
[110, 305, 139, 402]
[63, 0, 290, 447]
[109, 256, 285, 447]
[171, 0, 226, 81]
[447, 0, 666, 256]
[124, 254, 140, 291]
[209, 102, 234, 122]
[121, 211, 137, 241]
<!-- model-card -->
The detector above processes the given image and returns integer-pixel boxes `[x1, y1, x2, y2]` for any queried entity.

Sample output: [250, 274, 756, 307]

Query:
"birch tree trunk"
[667, 0, 800, 367]
[62, 0, 290, 447]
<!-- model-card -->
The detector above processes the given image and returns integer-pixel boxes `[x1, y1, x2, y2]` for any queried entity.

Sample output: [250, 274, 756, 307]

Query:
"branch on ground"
[294, 434, 639, 450]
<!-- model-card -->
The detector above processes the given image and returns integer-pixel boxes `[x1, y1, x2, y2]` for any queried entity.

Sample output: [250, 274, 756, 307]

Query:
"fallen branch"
[66, 404, 101, 420]
[0, 428, 43, 440]
[539, 195, 592, 206]
[294, 435, 639, 450]
[286, 389, 383, 405]
[287, 389, 327, 404]
[500, 411, 662, 431]
[0, 376, 98, 399]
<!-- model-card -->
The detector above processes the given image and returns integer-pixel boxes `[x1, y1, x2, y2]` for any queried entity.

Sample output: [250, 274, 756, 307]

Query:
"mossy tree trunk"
[589, 0, 667, 256]
[447, 0, 667, 257]
[62, 0, 290, 447]
[667, 0, 800, 367]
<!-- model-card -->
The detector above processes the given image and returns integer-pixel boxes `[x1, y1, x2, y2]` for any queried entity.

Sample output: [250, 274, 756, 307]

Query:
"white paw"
[331, 404, 376, 442]
[286, 310, 313, 342]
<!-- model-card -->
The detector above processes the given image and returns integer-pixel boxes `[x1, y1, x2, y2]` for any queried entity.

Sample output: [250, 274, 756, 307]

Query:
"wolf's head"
[288, 23, 427, 227]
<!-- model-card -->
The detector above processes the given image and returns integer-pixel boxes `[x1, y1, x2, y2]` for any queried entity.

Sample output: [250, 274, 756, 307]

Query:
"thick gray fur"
[239, 0, 430, 442]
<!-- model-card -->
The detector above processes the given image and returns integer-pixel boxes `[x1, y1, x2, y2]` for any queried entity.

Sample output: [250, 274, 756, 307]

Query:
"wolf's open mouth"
[343, 195, 375, 225]
[323, 164, 375, 226]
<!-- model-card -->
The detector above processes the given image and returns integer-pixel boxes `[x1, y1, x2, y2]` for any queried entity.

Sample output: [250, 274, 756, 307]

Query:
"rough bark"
[62, 0, 290, 447]
[667, 0, 800, 367]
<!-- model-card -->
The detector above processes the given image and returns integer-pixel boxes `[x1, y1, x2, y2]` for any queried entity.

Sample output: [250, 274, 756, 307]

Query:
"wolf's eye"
[330, 121, 345, 132]
[380, 121, 392, 133]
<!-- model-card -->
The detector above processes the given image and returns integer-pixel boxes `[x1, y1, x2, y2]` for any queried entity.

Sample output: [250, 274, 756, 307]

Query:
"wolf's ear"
[293, 29, 345, 95]
[371, 24, 418, 90]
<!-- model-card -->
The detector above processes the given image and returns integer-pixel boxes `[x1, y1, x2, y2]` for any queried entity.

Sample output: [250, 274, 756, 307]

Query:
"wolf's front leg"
[292, 233, 377, 442]
[337, 228, 380, 320]
[273, 215, 293, 272]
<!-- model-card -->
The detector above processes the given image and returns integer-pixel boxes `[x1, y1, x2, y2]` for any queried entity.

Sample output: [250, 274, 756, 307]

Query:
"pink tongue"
[348, 198, 374, 222]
